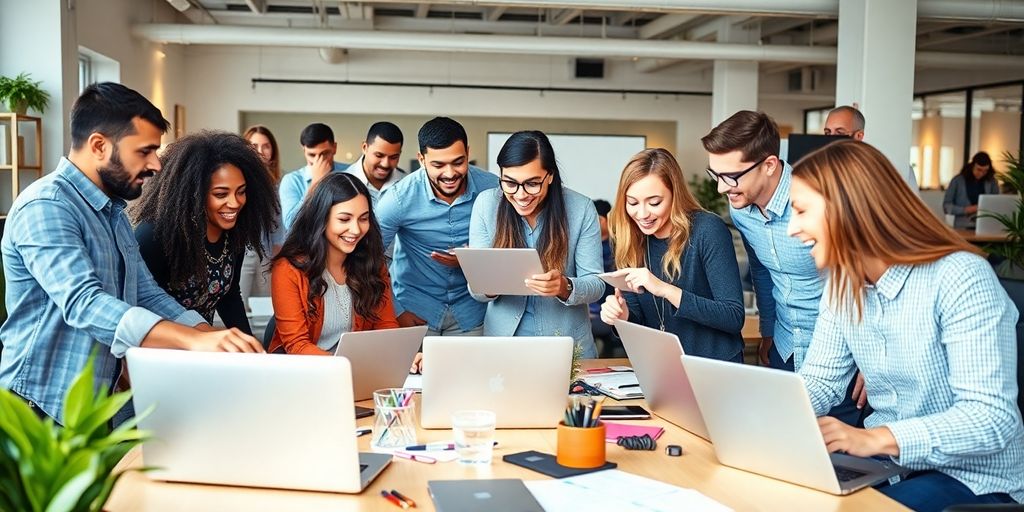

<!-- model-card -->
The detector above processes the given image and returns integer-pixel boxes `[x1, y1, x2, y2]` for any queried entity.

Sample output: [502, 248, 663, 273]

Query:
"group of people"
[0, 82, 1021, 512]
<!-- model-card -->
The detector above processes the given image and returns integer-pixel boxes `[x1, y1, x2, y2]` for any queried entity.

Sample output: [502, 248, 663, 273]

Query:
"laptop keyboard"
[834, 466, 868, 482]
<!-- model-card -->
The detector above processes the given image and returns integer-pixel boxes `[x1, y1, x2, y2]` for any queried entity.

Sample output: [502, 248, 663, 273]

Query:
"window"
[78, 54, 93, 93]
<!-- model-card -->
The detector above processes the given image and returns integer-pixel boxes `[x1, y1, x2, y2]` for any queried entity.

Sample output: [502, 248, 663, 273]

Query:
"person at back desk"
[943, 152, 1000, 229]
[791, 140, 1023, 512]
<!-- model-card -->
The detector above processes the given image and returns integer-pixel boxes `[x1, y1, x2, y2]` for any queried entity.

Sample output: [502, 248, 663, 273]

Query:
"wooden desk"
[104, 359, 906, 512]
[955, 228, 1011, 244]
[743, 315, 761, 344]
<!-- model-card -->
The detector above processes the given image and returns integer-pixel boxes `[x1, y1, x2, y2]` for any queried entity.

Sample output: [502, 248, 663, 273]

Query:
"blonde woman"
[789, 139, 1023, 511]
[600, 148, 744, 362]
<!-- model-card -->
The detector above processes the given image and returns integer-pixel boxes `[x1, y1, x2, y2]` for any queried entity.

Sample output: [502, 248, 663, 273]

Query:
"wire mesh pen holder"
[371, 388, 417, 450]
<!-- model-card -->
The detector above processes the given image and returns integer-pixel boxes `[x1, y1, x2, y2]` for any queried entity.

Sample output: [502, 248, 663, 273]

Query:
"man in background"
[345, 121, 407, 206]
[279, 122, 350, 230]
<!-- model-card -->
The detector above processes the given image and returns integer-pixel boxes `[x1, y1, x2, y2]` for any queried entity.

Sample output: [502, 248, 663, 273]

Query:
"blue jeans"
[769, 345, 869, 427]
[425, 307, 483, 337]
[878, 471, 1017, 512]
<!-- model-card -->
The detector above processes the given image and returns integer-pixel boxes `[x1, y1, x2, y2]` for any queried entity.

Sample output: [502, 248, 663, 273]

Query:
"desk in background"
[104, 359, 907, 512]
[955, 228, 1012, 244]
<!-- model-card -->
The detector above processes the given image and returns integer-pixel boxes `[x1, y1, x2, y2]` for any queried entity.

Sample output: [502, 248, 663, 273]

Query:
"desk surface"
[955, 228, 1012, 243]
[105, 359, 906, 512]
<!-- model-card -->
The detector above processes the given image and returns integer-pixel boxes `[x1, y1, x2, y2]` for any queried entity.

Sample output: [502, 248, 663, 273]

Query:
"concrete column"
[711, 17, 760, 125]
[0, 0, 78, 182]
[835, 0, 917, 187]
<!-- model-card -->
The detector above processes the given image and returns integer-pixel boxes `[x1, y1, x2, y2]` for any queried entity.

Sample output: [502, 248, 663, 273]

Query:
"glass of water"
[451, 410, 496, 464]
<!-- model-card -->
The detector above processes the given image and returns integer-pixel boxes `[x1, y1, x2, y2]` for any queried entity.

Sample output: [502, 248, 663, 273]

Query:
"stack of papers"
[524, 470, 732, 512]
[579, 371, 643, 400]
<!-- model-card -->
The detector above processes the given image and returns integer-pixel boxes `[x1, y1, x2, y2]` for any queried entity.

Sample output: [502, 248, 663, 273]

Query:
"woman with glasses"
[599, 149, 745, 361]
[468, 130, 604, 358]
[790, 140, 1023, 512]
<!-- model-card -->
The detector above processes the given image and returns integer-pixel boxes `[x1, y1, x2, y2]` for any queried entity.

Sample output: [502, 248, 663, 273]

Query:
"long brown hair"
[609, 149, 704, 280]
[243, 125, 282, 183]
[493, 131, 569, 273]
[792, 139, 982, 319]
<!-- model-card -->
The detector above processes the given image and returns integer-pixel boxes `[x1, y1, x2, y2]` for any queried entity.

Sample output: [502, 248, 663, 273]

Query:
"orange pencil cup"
[556, 421, 606, 469]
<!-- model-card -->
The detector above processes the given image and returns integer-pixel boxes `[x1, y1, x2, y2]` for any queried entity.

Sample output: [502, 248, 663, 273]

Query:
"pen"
[404, 441, 498, 451]
[393, 451, 437, 464]
[381, 489, 409, 509]
[616, 384, 640, 389]
[391, 489, 417, 508]
[355, 427, 372, 437]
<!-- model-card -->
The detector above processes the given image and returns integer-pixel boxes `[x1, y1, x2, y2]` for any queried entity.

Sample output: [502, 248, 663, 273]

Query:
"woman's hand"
[526, 269, 570, 299]
[599, 289, 629, 325]
[410, 352, 423, 374]
[614, 267, 668, 297]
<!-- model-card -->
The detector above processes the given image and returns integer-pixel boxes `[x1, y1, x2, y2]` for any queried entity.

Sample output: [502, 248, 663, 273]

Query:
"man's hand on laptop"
[817, 417, 898, 458]
[187, 328, 264, 353]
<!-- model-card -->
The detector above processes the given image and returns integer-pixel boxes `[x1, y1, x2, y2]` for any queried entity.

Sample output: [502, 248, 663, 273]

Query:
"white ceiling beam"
[550, 8, 581, 26]
[244, 0, 267, 14]
[634, 58, 710, 74]
[415, 3, 430, 18]
[760, 18, 809, 37]
[485, 6, 507, 21]
[611, 12, 641, 25]
[917, 25, 1013, 48]
[639, 13, 700, 39]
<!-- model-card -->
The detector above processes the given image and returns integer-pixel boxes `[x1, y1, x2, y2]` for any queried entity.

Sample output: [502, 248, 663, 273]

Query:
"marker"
[355, 427, 372, 437]
[393, 451, 437, 464]
[381, 489, 409, 509]
[390, 489, 417, 508]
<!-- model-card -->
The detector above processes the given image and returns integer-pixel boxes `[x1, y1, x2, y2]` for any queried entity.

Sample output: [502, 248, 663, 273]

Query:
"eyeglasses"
[705, 157, 767, 188]
[499, 172, 550, 196]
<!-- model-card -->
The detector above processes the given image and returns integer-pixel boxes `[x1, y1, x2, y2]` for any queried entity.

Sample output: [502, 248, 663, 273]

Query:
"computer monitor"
[786, 134, 848, 166]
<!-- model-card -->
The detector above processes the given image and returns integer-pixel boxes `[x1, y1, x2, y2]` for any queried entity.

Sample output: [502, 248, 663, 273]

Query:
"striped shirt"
[800, 251, 1024, 502]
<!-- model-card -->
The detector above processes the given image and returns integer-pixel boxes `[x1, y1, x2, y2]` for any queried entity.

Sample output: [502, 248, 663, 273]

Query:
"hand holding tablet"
[453, 248, 544, 296]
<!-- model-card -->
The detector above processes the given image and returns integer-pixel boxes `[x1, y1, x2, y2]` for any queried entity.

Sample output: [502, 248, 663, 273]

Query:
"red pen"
[393, 451, 437, 464]
[381, 489, 409, 509]
[391, 489, 417, 508]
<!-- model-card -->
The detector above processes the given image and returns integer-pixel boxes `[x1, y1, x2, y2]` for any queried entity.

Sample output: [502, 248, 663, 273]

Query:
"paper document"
[524, 470, 732, 512]
[579, 372, 643, 400]
[402, 373, 422, 391]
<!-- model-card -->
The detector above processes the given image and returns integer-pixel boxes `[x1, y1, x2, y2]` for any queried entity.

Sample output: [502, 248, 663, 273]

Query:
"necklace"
[206, 231, 230, 265]
[644, 235, 667, 331]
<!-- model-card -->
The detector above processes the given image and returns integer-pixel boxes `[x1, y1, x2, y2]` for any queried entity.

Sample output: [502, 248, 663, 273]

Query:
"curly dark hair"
[275, 172, 388, 321]
[129, 130, 280, 288]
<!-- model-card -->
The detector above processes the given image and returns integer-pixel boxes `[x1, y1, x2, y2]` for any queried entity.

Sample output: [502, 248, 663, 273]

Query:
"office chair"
[262, 316, 276, 352]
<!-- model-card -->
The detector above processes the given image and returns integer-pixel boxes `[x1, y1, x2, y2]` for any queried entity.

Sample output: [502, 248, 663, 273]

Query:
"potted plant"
[984, 151, 1024, 279]
[0, 354, 150, 511]
[687, 174, 727, 216]
[0, 73, 50, 115]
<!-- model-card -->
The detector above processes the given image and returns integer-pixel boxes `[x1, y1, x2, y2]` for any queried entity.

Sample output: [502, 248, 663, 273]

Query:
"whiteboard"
[487, 133, 647, 205]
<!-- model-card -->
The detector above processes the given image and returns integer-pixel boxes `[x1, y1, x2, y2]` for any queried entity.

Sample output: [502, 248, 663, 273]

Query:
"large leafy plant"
[0, 354, 150, 512]
[982, 151, 1024, 274]
[687, 174, 727, 215]
[0, 73, 50, 114]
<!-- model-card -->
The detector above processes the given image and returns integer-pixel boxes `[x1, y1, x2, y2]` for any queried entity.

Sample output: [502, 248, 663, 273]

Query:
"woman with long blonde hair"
[789, 139, 1023, 511]
[600, 148, 745, 361]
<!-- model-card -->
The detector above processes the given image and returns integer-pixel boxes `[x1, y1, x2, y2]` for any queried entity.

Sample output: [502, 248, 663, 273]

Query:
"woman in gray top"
[600, 149, 745, 362]
[469, 131, 604, 358]
[943, 152, 1000, 229]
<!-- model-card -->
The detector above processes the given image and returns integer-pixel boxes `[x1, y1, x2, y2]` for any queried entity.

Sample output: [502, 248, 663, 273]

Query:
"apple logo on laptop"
[488, 374, 505, 394]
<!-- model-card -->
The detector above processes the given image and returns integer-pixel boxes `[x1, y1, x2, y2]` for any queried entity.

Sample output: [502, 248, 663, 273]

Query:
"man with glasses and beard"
[701, 110, 864, 427]
[0, 82, 263, 425]
[375, 117, 498, 366]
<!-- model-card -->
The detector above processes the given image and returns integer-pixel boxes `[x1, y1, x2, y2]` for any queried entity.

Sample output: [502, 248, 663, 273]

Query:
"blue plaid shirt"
[375, 166, 499, 332]
[800, 252, 1024, 502]
[0, 158, 204, 423]
[730, 162, 823, 368]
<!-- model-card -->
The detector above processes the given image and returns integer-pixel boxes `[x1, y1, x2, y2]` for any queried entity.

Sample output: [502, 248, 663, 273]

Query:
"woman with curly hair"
[130, 131, 279, 335]
[269, 172, 398, 355]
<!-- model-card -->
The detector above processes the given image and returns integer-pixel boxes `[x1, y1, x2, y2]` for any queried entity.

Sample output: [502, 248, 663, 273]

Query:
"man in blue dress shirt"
[0, 83, 262, 425]
[375, 117, 498, 338]
[279, 122, 350, 230]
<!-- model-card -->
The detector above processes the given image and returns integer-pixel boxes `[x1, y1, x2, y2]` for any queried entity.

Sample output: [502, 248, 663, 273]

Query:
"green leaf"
[44, 451, 99, 512]
[62, 355, 97, 431]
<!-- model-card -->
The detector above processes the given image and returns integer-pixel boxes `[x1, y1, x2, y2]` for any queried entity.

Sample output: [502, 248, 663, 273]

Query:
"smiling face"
[787, 177, 830, 269]
[205, 164, 247, 241]
[420, 140, 469, 199]
[624, 174, 673, 239]
[972, 162, 991, 180]
[708, 150, 779, 211]
[361, 136, 403, 186]
[499, 158, 552, 224]
[325, 194, 370, 258]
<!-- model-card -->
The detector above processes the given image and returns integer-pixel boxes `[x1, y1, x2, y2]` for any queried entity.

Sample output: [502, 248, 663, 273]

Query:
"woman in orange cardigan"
[270, 173, 398, 355]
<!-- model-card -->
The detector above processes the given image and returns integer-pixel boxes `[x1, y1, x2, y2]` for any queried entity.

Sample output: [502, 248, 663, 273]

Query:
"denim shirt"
[279, 161, 350, 231]
[0, 158, 204, 423]
[730, 162, 823, 369]
[375, 166, 499, 332]
[468, 187, 604, 358]
[800, 252, 1024, 502]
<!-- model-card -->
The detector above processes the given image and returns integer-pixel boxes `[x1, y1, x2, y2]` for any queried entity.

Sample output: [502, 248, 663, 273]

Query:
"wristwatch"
[564, 277, 574, 295]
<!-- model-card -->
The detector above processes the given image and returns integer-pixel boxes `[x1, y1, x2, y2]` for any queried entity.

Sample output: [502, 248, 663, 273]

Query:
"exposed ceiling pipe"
[132, 23, 837, 63]
[133, 23, 1024, 70]
[360, 0, 1024, 22]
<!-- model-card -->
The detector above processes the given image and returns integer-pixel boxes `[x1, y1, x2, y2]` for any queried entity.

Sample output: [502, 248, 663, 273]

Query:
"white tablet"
[598, 272, 631, 291]
[453, 247, 543, 296]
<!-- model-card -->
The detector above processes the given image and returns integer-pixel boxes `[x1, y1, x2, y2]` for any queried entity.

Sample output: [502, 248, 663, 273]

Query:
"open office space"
[1, 1, 1023, 511]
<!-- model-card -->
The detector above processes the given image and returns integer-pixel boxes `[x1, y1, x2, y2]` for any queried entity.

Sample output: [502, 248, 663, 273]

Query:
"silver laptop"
[127, 348, 391, 493]
[420, 336, 572, 429]
[428, 479, 545, 512]
[614, 320, 709, 440]
[976, 194, 1017, 235]
[680, 355, 901, 495]
[335, 325, 427, 400]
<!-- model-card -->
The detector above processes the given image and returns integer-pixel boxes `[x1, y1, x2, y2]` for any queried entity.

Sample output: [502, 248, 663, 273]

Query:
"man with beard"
[0, 82, 263, 425]
[375, 117, 498, 350]
[344, 121, 407, 206]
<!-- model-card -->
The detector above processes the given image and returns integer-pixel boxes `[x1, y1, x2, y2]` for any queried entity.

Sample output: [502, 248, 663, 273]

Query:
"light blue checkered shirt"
[0, 158, 204, 423]
[800, 252, 1024, 502]
[730, 162, 824, 368]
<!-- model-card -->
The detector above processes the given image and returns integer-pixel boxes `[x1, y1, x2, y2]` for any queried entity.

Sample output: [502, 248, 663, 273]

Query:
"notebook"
[578, 371, 643, 400]
[603, 421, 665, 443]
